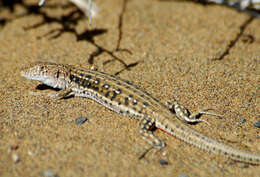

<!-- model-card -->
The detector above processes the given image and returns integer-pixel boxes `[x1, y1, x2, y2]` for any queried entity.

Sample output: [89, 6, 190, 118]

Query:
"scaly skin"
[21, 62, 260, 164]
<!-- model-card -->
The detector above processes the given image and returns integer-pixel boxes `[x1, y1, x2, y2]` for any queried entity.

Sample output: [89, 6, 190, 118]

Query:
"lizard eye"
[39, 66, 44, 71]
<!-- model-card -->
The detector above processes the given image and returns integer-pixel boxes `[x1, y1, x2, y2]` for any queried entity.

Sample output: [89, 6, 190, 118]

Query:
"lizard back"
[21, 62, 260, 164]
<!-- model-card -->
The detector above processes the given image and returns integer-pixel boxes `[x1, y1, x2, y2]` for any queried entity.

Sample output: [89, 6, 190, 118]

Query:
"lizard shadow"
[36, 84, 60, 91]
[36, 84, 74, 99]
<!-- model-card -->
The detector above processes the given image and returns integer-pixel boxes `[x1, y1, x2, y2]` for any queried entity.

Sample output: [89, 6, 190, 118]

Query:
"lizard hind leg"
[138, 117, 166, 159]
[165, 99, 222, 125]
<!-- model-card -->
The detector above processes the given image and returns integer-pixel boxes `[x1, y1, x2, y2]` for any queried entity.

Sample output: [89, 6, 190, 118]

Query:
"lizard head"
[21, 62, 69, 89]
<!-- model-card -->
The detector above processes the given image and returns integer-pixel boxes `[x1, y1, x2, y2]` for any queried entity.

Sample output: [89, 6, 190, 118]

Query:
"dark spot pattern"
[125, 97, 129, 105]
[86, 82, 91, 88]
[70, 75, 75, 81]
[115, 88, 122, 94]
[111, 91, 117, 101]
[153, 97, 159, 102]
[94, 78, 100, 84]
[86, 75, 91, 80]
[105, 92, 110, 98]
[143, 102, 149, 107]
[82, 80, 89, 87]
[132, 99, 138, 105]
[103, 84, 110, 89]
[126, 80, 133, 85]
[92, 86, 99, 91]
[70, 75, 81, 84]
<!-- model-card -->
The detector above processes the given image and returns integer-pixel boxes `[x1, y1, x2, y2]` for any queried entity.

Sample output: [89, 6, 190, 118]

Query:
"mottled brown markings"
[91, 70, 156, 102]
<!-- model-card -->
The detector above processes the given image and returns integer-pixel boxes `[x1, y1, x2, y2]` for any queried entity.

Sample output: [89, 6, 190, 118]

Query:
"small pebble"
[159, 159, 169, 165]
[178, 173, 189, 177]
[240, 118, 246, 123]
[254, 120, 260, 128]
[27, 150, 33, 156]
[12, 153, 20, 163]
[44, 169, 58, 177]
[76, 117, 89, 125]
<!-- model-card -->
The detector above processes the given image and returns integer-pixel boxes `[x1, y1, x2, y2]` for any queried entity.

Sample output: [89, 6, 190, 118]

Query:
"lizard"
[21, 62, 260, 164]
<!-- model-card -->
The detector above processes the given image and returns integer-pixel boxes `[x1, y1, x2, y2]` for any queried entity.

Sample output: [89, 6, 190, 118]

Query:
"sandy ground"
[0, 0, 260, 176]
